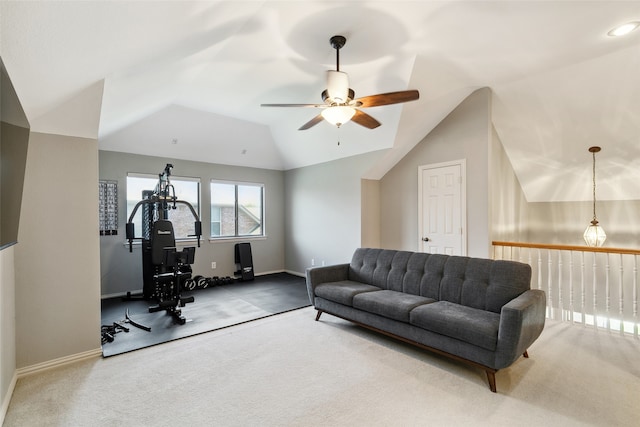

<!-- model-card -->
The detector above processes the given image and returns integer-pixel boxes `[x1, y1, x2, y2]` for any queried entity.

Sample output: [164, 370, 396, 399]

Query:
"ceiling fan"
[261, 35, 420, 130]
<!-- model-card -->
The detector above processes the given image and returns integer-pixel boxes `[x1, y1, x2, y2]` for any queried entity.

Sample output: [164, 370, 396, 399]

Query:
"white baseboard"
[253, 270, 283, 276]
[283, 269, 305, 277]
[16, 348, 103, 378]
[1, 371, 17, 426]
[254, 269, 305, 277]
[101, 290, 142, 300]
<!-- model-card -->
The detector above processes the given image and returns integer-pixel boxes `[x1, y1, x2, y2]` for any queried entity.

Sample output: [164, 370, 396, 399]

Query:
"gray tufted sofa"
[305, 248, 546, 392]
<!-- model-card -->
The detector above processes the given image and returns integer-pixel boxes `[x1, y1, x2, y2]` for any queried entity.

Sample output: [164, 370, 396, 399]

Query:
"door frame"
[417, 159, 467, 255]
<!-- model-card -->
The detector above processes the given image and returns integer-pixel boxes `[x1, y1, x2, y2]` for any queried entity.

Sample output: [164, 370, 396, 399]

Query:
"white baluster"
[618, 253, 624, 335]
[528, 249, 533, 292]
[537, 249, 543, 292]
[569, 251, 574, 323]
[593, 252, 598, 331]
[548, 250, 554, 320]
[606, 253, 611, 332]
[580, 251, 586, 327]
[634, 255, 638, 339]
[558, 251, 564, 321]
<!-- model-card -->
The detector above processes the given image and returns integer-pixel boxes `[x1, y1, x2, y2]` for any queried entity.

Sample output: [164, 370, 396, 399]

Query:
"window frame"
[126, 172, 201, 241]
[209, 179, 265, 240]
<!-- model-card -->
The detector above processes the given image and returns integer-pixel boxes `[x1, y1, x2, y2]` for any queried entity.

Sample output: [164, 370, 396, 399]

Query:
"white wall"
[284, 151, 386, 274]
[378, 88, 492, 257]
[99, 150, 285, 296]
[14, 132, 101, 367]
[0, 246, 16, 417]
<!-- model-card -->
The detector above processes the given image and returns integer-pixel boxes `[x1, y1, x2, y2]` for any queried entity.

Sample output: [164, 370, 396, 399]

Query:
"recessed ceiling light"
[607, 21, 640, 37]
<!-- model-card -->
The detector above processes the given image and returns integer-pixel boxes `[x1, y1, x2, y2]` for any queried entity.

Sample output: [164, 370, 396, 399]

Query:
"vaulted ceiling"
[2, 1, 639, 202]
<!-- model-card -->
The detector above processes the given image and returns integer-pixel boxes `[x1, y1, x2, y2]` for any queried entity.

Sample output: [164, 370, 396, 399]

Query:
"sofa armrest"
[495, 289, 546, 369]
[305, 263, 350, 306]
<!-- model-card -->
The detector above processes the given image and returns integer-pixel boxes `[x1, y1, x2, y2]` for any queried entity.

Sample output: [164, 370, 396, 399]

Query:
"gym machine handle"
[126, 223, 136, 252]
[188, 221, 202, 247]
[125, 200, 202, 252]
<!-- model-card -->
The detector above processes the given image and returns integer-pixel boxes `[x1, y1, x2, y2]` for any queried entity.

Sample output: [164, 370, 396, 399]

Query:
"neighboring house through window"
[210, 181, 264, 238]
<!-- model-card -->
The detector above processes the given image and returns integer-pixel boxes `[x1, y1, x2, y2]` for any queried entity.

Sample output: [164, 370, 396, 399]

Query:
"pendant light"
[583, 146, 606, 247]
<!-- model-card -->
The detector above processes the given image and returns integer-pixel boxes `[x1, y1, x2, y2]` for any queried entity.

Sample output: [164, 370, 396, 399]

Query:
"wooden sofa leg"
[486, 370, 497, 393]
[523, 350, 529, 358]
[315, 310, 323, 321]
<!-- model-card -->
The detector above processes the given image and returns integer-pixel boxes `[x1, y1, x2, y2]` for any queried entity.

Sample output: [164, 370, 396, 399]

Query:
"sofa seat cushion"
[353, 290, 435, 323]
[409, 301, 500, 351]
[315, 281, 381, 306]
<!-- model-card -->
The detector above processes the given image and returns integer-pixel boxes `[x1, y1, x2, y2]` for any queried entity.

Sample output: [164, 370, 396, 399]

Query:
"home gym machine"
[125, 164, 202, 324]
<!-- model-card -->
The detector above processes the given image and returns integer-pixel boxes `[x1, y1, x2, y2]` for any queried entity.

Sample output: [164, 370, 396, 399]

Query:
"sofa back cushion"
[348, 248, 532, 313]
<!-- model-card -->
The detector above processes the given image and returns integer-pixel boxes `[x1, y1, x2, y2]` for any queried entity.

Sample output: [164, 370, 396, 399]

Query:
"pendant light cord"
[592, 150, 597, 222]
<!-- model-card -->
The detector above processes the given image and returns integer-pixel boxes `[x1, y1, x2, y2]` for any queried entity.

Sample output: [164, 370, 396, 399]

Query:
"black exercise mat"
[101, 273, 310, 357]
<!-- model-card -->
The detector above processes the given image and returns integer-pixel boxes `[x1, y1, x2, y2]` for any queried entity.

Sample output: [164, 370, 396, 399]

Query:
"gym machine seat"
[146, 220, 195, 324]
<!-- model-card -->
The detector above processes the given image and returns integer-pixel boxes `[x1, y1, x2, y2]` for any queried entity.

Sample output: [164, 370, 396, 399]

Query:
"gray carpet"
[100, 272, 310, 356]
[5, 307, 640, 426]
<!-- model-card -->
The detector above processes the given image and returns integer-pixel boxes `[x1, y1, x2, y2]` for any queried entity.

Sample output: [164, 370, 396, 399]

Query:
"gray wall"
[1, 122, 29, 249]
[14, 132, 101, 367]
[284, 151, 386, 274]
[378, 88, 492, 257]
[0, 246, 15, 416]
[99, 150, 285, 296]
[361, 178, 381, 248]
[490, 125, 529, 243]
[527, 200, 640, 248]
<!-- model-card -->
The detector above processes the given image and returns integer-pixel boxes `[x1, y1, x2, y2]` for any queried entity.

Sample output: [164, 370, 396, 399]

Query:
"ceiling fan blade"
[261, 103, 325, 108]
[353, 90, 420, 108]
[351, 109, 381, 129]
[298, 114, 325, 130]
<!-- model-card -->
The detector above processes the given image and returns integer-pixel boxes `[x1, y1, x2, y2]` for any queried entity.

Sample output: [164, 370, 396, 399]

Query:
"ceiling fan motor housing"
[324, 70, 353, 104]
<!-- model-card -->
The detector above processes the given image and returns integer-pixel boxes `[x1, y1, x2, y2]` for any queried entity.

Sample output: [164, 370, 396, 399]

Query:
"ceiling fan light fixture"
[321, 105, 356, 127]
[607, 21, 640, 37]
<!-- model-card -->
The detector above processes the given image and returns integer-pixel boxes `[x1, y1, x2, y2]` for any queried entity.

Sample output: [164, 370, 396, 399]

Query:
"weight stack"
[234, 242, 254, 281]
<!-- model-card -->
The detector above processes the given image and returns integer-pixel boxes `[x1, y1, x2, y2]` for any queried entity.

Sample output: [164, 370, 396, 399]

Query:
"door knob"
[422, 237, 430, 242]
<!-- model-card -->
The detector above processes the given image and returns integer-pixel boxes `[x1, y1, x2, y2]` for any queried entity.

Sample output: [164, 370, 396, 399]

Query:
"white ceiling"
[1, 1, 639, 202]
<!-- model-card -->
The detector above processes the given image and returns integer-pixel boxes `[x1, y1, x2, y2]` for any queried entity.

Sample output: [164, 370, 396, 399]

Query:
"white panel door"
[418, 161, 465, 255]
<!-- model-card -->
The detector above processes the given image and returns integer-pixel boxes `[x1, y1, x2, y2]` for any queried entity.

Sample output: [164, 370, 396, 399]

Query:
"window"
[210, 181, 264, 238]
[126, 173, 200, 240]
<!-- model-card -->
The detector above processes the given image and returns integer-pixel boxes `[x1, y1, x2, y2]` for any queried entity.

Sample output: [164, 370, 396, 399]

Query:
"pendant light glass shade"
[584, 146, 606, 247]
[584, 220, 606, 247]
